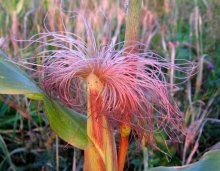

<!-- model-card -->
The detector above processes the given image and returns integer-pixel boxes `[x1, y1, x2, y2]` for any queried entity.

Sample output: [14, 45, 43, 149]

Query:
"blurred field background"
[0, 0, 220, 170]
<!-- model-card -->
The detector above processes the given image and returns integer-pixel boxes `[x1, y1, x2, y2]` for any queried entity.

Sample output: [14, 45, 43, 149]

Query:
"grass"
[0, 0, 219, 170]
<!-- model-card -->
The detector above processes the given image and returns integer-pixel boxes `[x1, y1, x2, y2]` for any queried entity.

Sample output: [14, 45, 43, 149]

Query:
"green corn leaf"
[16, 0, 24, 14]
[148, 150, 220, 171]
[0, 51, 42, 99]
[44, 96, 88, 149]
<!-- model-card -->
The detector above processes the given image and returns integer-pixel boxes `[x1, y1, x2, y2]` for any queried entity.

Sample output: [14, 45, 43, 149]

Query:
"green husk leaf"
[44, 96, 88, 149]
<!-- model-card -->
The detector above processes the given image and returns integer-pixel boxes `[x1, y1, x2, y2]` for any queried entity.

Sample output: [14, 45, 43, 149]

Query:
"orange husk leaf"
[118, 124, 131, 171]
[84, 73, 117, 171]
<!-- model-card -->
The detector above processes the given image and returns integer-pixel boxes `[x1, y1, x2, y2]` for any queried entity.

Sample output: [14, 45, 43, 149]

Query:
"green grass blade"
[0, 135, 16, 171]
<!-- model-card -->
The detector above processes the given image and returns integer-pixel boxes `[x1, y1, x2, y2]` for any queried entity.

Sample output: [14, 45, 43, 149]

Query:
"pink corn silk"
[27, 31, 194, 145]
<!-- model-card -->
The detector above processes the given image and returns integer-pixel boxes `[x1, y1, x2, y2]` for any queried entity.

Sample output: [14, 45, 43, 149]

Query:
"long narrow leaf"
[148, 150, 220, 171]
[44, 96, 88, 149]
[0, 50, 42, 99]
[0, 135, 16, 171]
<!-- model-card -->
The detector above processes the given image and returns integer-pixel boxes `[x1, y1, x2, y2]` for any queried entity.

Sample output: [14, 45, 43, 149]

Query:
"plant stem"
[142, 146, 148, 171]
[118, 1, 142, 171]
[124, 0, 142, 48]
